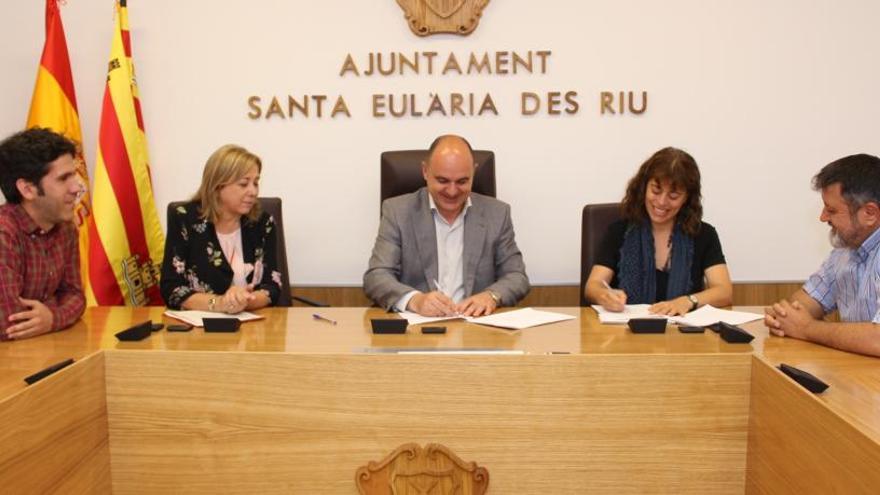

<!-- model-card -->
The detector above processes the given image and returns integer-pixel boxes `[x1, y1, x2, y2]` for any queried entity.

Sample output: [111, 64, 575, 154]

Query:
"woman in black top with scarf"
[584, 147, 733, 316]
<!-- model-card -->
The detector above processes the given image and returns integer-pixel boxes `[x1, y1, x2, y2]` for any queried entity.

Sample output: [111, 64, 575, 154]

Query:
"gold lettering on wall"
[372, 93, 498, 118]
[247, 50, 645, 121]
[247, 95, 352, 119]
[600, 91, 648, 115]
[521, 91, 580, 115]
[339, 51, 552, 77]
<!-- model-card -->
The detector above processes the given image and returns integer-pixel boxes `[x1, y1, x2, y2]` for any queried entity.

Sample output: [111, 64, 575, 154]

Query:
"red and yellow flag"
[87, 0, 165, 305]
[26, 0, 94, 303]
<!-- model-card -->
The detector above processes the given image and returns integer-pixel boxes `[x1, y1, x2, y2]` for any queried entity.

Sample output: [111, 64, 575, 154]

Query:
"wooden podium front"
[0, 307, 877, 494]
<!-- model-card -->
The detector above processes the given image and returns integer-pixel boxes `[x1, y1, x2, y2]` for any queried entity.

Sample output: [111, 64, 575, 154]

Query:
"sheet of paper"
[397, 311, 464, 325]
[468, 307, 575, 330]
[591, 303, 763, 327]
[164, 310, 263, 327]
[674, 305, 763, 327]
[591, 304, 664, 324]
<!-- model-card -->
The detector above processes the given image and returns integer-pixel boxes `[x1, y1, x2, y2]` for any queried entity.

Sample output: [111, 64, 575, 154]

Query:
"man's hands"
[4, 298, 54, 340]
[765, 299, 815, 339]
[408, 291, 457, 316]
[456, 291, 497, 317]
[408, 290, 499, 317]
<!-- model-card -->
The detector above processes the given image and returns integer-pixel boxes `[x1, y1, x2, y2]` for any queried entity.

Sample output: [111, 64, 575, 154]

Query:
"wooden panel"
[517, 285, 581, 307]
[745, 357, 880, 494]
[0, 352, 112, 494]
[105, 351, 751, 494]
[291, 286, 372, 307]
[291, 282, 804, 308]
[732, 282, 803, 306]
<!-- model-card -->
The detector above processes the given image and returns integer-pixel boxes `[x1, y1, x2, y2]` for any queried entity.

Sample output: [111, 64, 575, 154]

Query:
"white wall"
[1, 1, 878, 285]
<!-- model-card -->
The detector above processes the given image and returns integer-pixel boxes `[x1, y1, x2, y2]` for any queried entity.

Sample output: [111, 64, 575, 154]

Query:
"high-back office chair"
[379, 149, 497, 206]
[166, 197, 324, 307]
[580, 202, 622, 307]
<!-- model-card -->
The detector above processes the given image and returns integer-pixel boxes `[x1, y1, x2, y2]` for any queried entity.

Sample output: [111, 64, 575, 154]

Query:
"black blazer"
[160, 201, 281, 309]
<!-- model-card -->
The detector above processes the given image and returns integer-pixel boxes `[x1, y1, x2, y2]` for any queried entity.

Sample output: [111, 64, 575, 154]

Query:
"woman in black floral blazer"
[160, 144, 281, 312]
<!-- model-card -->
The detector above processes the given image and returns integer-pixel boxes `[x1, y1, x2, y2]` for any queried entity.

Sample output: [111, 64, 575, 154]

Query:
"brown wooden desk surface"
[1, 306, 878, 444]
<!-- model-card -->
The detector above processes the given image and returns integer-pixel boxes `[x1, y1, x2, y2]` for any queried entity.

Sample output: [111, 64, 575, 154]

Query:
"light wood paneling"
[745, 357, 880, 494]
[0, 352, 111, 494]
[292, 286, 372, 307]
[105, 351, 751, 494]
[292, 282, 804, 308]
[732, 282, 803, 306]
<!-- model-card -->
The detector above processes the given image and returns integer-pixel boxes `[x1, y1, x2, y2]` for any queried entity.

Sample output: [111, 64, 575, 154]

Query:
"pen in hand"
[600, 280, 627, 311]
[312, 313, 337, 325]
[431, 278, 459, 316]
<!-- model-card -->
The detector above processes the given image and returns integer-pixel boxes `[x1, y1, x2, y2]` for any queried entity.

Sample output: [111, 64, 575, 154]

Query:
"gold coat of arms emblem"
[396, 0, 491, 36]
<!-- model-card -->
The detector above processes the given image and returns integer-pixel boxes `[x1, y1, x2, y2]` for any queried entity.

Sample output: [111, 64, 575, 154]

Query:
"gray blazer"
[364, 188, 530, 310]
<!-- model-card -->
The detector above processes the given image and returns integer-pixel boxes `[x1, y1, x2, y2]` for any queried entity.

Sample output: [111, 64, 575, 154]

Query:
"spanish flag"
[26, 0, 94, 303]
[88, 0, 165, 306]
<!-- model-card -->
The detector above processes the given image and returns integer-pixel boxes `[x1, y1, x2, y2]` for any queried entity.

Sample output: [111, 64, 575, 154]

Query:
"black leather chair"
[379, 149, 496, 206]
[580, 203, 622, 306]
[165, 197, 324, 307]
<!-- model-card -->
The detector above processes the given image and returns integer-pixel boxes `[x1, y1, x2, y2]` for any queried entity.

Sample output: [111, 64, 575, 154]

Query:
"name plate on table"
[203, 318, 241, 333]
[371, 319, 408, 334]
[115, 321, 153, 341]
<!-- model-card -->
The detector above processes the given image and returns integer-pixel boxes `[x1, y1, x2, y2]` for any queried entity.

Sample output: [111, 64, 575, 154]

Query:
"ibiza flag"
[88, 0, 165, 305]
[26, 0, 95, 303]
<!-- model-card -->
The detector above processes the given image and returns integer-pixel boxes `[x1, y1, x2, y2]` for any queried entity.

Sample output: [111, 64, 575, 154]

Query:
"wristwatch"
[687, 294, 699, 311]
[208, 296, 217, 312]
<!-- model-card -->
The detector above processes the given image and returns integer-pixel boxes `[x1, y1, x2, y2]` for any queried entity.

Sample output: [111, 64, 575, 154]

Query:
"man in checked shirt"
[0, 128, 85, 341]
[765, 154, 880, 357]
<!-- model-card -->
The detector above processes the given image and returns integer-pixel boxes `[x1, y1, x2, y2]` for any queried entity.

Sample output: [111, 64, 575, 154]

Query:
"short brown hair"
[620, 147, 703, 236]
[192, 144, 262, 223]
[0, 127, 77, 204]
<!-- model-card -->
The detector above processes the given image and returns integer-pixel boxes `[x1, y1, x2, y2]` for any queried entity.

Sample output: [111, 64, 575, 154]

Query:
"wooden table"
[0, 307, 877, 494]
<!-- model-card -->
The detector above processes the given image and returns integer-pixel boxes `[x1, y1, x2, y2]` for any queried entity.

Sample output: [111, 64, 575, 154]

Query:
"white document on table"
[591, 304, 663, 324]
[164, 310, 263, 327]
[468, 308, 575, 330]
[674, 305, 763, 327]
[397, 311, 464, 325]
[592, 304, 762, 327]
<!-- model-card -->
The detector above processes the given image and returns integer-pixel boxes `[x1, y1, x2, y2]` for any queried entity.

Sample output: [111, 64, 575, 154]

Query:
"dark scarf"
[617, 222, 694, 303]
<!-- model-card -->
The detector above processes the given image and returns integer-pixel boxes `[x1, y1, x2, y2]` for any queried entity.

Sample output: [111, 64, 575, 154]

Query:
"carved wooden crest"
[396, 0, 491, 36]
[356, 443, 489, 494]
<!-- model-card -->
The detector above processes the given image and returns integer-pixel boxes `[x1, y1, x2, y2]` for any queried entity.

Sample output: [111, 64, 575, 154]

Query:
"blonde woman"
[160, 144, 281, 312]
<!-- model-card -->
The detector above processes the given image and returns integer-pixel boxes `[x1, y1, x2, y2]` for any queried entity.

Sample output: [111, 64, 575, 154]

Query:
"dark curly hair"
[620, 147, 703, 236]
[0, 127, 76, 204]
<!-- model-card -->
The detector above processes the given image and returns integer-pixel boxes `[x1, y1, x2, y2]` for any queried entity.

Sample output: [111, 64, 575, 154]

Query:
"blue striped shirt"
[804, 227, 880, 323]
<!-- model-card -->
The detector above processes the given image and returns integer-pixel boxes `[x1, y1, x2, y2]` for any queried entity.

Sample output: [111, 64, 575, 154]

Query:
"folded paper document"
[592, 304, 762, 327]
[399, 307, 575, 330]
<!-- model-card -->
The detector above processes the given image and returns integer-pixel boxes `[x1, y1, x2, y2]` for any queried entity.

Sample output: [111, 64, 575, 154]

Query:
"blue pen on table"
[312, 313, 337, 325]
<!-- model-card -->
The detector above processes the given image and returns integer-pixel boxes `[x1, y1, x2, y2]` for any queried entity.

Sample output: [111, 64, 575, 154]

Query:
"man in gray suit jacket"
[364, 135, 530, 317]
